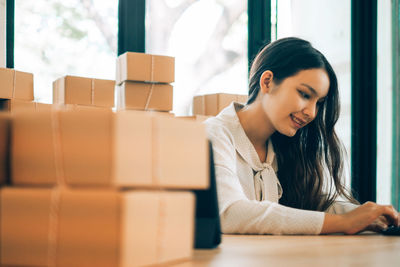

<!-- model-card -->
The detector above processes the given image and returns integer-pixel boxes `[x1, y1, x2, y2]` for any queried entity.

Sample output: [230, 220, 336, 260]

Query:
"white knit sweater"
[205, 102, 358, 235]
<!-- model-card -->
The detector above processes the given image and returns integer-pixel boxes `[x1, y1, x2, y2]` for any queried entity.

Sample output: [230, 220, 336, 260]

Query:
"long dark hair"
[248, 37, 357, 211]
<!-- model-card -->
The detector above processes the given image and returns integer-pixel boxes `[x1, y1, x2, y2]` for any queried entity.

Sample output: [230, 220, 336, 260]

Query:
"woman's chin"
[278, 128, 298, 137]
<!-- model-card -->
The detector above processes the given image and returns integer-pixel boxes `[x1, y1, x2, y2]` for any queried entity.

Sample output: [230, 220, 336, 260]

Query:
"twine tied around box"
[144, 55, 156, 110]
[91, 79, 95, 106]
[47, 110, 66, 267]
[12, 70, 16, 98]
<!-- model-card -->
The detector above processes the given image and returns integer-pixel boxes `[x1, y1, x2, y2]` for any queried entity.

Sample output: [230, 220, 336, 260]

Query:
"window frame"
[351, 0, 378, 203]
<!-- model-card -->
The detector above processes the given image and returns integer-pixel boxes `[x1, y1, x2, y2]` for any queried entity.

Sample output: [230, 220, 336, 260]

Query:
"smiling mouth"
[290, 114, 306, 128]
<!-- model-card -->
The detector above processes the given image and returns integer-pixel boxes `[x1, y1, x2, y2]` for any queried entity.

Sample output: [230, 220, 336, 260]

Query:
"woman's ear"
[259, 70, 274, 94]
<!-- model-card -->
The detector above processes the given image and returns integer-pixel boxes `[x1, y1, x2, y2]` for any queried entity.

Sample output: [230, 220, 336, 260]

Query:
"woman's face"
[261, 68, 330, 137]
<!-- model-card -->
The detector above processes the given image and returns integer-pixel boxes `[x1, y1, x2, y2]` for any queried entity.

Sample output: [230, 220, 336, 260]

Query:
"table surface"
[175, 234, 400, 267]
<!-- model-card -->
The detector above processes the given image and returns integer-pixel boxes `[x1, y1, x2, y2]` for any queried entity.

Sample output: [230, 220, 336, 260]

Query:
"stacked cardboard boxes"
[193, 93, 248, 116]
[0, 68, 36, 186]
[116, 52, 174, 112]
[2, 54, 209, 266]
[0, 67, 35, 113]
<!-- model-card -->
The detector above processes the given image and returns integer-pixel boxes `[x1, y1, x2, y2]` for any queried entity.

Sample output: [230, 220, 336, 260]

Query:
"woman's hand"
[321, 202, 399, 234]
[365, 215, 394, 233]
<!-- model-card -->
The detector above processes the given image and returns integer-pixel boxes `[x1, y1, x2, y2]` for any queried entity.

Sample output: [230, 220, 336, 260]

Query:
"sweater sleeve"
[206, 121, 325, 235]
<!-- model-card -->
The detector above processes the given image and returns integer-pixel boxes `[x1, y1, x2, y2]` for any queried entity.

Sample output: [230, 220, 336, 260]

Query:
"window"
[146, 0, 248, 115]
[376, 0, 393, 205]
[276, 0, 352, 187]
[14, 0, 118, 103]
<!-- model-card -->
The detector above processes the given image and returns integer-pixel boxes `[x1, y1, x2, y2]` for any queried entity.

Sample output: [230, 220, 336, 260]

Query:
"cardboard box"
[117, 81, 173, 112]
[0, 68, 34, 100]
[53, 76, 115, 107]
[116, 52, 174, 84]
[12, 109, 209, 189]
[1, 187, 194, 267]
[193, 93, 248, 116]
[0, 99, 51, 113]
[0, 113, 10, 185]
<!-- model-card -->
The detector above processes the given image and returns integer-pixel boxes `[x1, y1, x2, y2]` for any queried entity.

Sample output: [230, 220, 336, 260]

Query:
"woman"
[205, 37, 399, 235]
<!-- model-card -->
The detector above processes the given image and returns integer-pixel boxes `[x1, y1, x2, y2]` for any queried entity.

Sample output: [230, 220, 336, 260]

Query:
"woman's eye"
[298, 90, 310, 99]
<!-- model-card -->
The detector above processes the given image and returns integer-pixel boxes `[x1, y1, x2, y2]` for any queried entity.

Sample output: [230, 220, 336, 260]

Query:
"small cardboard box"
[0, 99, 51, 113]
[117, 81, 173, 112]
[12, 109, 209, 189]
[1, 188, 194, 267]
[193, 93, 248, 116]
[0, 68, 34, 100]
[0, 113, 10, 185]
[53, 76, 115, 107]
[116, 52, 174, 84]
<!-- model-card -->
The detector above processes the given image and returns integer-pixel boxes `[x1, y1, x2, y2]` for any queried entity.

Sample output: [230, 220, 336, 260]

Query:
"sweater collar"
[215, 102, 278, 172]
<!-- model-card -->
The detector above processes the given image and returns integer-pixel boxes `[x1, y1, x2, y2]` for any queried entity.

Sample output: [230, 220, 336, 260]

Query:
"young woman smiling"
[205, 37, 399, 235]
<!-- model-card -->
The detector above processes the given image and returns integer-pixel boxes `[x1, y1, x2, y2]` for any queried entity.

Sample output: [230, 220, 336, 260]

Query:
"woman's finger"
[377, 215, 389, 226]
[381, 205, 399, 226]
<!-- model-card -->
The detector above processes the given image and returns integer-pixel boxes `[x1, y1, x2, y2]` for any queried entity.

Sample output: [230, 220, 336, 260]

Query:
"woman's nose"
[303, 102, 317, 120]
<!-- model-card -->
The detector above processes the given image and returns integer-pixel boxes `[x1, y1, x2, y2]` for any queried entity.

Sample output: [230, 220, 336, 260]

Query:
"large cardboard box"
[116, 52, 174, 84]
[0, 113, 10, 185]
[117, 81, 173, 112]
[193, 93, 248, 116]
[1, 188, 194, 267]
[12, 109, 209, 189]
[53, 76, 115, 107]
[0, 68, 34, 100]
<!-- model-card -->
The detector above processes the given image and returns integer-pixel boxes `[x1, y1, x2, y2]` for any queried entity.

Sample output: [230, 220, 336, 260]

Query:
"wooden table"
[175, 234, 400, 266]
